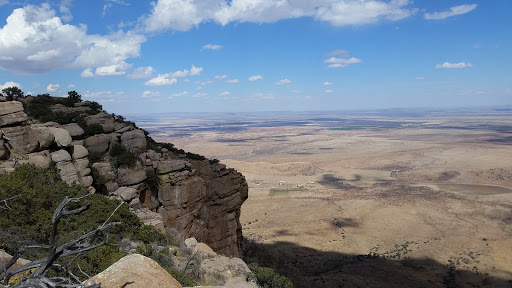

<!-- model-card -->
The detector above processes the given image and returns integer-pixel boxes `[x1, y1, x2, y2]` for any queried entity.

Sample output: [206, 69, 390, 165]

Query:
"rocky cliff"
[0, 97, 248, 257]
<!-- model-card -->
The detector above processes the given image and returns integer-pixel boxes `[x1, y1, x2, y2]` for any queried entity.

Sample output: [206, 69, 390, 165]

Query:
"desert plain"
[135, 108, 512, 287]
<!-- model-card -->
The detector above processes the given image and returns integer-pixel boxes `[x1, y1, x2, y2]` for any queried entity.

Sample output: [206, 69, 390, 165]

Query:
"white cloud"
[127, 66, 155, 79]
[276, 78, 292, 86]
[143, 0, 417, 32]
[192, 92, 207, 98]
[144, 74, 178, 86]
[435, 62, 473, 69]
[46, 84, 61, 93]
[227, 79, 239, 84]
[82, 90, 124, 103]
[425, 4, 477, 20]
[95, 62, 131, 76]
[67, 83, 76, 88]
[141, 90, 160, 98]
[172, 65, 203, 77]
[219, 91, 231, 97]
[324, 56, 362, 68]
[249, 75, 263, 82]
[0, 4, 145, 75]
[81, 68, 94, 78]
[1, 81, 21, 90]
[214, 74, 227, 80]
[59, 0, 73, 22]
[170, 91, 189, 98]
[324, 89, 333, 93]
[202, 44, 222, 51]
[323, 81, 334, 86]
[144, 65, 202, 86]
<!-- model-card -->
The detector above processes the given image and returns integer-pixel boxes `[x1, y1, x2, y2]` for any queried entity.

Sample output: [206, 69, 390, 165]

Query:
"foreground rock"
[0, 101, 28, 127]
[85, 254, 182, 288]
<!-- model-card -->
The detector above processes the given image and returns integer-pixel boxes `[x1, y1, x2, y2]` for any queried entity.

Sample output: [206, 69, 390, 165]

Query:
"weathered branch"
[0, 194, 122, 287]
[0, 195, 20, 210]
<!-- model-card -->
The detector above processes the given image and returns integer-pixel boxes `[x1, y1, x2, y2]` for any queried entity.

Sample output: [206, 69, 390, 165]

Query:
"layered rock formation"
[0, 98, 248, 258]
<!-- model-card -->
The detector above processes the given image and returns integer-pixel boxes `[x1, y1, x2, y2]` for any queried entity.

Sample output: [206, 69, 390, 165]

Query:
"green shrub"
[247, 263, 294, 288]
[110, 143, 137, 168]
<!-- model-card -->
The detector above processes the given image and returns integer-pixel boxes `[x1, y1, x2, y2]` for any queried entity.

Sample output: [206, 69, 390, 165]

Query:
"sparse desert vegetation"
[137, 108, 512, 287]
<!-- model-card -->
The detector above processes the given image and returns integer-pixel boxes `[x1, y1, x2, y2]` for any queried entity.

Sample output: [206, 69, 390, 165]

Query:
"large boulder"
[120, 129, 147, 154]
[0, 101, 28, 127]
[32, 126, 55, 150]
[51, 149, 72, 163]
[60, 123, 85, 139]
[85, 112, 115, 133]
[85, 254, 182, 288]
[156, 160, 191, 175]
[2, 126, 38, 154]
[84, 134, 111, 153]
[118, 167, 147, 186]
[113, 186, 138, 202]
[48, 127, 72, 147]
[72, 145, 89, 160]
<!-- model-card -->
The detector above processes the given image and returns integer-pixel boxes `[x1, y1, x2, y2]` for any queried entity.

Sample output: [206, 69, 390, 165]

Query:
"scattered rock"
[184, 237, 198, 249]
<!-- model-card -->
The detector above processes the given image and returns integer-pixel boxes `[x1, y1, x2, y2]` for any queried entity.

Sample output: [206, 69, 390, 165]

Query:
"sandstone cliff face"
[0, 99, 248, 258]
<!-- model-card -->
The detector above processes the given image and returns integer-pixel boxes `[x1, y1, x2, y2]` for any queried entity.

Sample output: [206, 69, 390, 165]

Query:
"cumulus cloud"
[202, 44, 222, 51]
[145, 74, 177, 86]
[192, 92, 207, 98]
[249, 75, 263, 82]
[227, 79, 239, 84]
[435, 62, 473, 69]
[67, 83, 76, 88]
[170, 91, 189, 98]
[144, 65, 203, 86]
[324, 89, 333, 93]
[0, 3, 145, 75]
[323, 81, 334, 86]
[81, 68, 94, 78]
[276, 78, 292, 86]
[324, 56, 362, 68]
[214, 74, 227, 80]
[141, 90, 160, 98]
[127, 66, 155, 79]
[46, 84, 61, 93]
[95, 62, 131, 76]
[143, 0, 417, 32]
[219, 91, 231, 97]
[425, 4, 477, 20]
[1, 81, 21, 90]
[59, 0, 73, 22]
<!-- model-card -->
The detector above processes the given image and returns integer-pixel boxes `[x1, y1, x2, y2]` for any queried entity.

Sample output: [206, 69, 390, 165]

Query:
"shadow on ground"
[243, 240, 512, 288]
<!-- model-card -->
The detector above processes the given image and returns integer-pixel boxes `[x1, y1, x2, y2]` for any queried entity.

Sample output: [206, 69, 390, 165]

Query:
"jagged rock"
[118, 166, 147, 186]
[105, 181, 120, 193]
[156, 159, 191, 174]
[3, 126, 38, 154]
[114, 186, 138, 202]
[120, 129, 147, 153]
[48, 127, 72, 147]
[0, 139, 8, 160]
[131, 208, 165, 230]
[84, 134, 111, 153]
[72, 145, 89, 159]
[86, 254, 182, 288]
[85, 112, 115, 133]
[146, 149, 161, 161]
[92, 162, 116, 181]
[60, 123, 84, 139]
[0, 101, 28, 127]
[32, 126, 55, 150]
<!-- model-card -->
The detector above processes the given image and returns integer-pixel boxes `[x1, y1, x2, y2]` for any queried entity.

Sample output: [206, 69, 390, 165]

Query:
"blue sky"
[0, 0, 510, 114]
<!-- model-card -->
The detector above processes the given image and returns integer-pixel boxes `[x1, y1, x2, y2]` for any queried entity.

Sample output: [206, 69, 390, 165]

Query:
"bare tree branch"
[0, 195, 20, 210]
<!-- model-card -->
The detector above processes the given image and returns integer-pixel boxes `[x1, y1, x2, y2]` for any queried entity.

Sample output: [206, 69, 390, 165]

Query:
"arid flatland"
[135, 108, 512, 287]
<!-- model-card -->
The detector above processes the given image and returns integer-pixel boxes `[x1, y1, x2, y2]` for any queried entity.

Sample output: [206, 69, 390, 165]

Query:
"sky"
[0, 0, 511, 114]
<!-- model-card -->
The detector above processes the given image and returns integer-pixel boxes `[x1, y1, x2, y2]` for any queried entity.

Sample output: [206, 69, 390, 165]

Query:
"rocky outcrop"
[0, 101, 28, 127]
[85, 254, 183, 288]
[0, 97, 248, 259]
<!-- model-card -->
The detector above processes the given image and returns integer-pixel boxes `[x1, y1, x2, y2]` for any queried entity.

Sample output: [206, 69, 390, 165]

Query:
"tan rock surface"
[86, 254, 182, 288]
